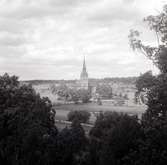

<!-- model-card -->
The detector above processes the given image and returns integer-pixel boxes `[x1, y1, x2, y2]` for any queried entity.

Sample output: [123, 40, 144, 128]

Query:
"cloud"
[0, 18, 28, 34]
[87, 2, 143, 26]
[122, 0, 135, 4]
[0, 32, 27, 46]
[0, 45, 26, 58]
[0, 0, 163, 79]
[0, 0, 95, 19]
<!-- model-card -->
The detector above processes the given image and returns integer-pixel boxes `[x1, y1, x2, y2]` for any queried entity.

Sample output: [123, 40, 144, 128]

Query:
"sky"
[0, 0, 165, 80]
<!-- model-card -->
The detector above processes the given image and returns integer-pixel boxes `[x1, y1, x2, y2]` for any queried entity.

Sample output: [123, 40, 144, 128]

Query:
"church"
[65, 56, 97, 97]
[77, 56, 89, 90]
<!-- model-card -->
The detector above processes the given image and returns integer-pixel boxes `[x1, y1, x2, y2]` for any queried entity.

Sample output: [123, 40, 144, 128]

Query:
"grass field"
[54, 103, 146, 123]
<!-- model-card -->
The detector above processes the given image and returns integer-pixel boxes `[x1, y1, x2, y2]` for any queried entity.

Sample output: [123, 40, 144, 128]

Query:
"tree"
[68, 89, 80, 104]
[70, 119, 90, 165]
[67, 110, 91, 124]
[89, 112, 142, 165]
[119, 93, 122, 98]
[129, 4, 167, 164]
[78, 89, 91, 103]
[128, 5, 167, 73]
[54, 84, 69, 100]
[135, 71, 156, 104]
[96, 84, 113, 99]
[56, 120, 88, 165]
[136, 71, 156, 93]
[70, 120, 87, 153]
[56, 127, 74, 164]
[0, 73, 58, 165]
[97, 97, 102, 105]
[129, 4, 167, 121]
[123, 94, 128, 100]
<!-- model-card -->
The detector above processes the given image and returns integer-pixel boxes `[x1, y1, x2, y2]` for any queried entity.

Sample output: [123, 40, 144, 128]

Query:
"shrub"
[89, 112, 142, 165]
[67, 110, 91, 123]
[78, 89, 91, 103]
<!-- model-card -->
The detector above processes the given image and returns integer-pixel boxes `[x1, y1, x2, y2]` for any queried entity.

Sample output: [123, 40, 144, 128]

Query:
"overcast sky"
[0, 0, 165, 80]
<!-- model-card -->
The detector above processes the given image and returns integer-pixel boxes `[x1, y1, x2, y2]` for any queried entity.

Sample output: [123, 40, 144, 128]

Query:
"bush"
[96, 84, 113, 99]
[89, 112, 142, 165]
[67, 110, 91, 123]
[78, 89, 91, 103]
[56, 120, 88, 165]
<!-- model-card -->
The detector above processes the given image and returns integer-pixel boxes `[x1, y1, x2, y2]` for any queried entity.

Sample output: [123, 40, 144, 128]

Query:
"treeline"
[51, 83, 113, 102]
[21, 77, 137, 86]
[21, 79, 76, 85]
[89, 77, 137, 85]
[51, 84, 91, 103]
[1, 73, 167, 165]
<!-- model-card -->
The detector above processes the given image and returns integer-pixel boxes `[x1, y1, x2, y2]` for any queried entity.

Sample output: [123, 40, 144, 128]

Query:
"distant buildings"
[22, 57, 138, 105]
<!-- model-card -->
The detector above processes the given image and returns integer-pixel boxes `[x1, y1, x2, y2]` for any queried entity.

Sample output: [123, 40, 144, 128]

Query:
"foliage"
[129, 4, 167, 165]
[25, 77, 137, 87]
[128, 5, 167, 73]
[67, 110, 91, 123]
[89, 112, 142, 165]
[135, 71, 156, 104]
[123, 94, 128, 100]
[96, 84, 113, 99]
[51, 84, 90, 103]
[70, 120, 87, 153]
[68, 89, 80, 104]
[4, 67, 167, 164]
[142, 74, 167, 124]
[129, 4, 167, 119]
[52, 84, 69, 99]
[78, 89, 91, 103]
[0, 73, 58, 165]
[136, 71, 156, 92]
[56, 120, 88, 165]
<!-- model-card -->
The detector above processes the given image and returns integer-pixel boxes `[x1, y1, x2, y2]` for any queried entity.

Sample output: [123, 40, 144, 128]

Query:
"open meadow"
[54, 103, 146, 123]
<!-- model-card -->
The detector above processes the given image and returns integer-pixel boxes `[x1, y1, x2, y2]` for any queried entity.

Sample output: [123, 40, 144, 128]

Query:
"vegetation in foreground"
[0, 73, 143, 165]
[67, 110, 91, 124]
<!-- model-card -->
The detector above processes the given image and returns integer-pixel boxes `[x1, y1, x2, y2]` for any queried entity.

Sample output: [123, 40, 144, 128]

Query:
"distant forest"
[21, 77, 137, 85]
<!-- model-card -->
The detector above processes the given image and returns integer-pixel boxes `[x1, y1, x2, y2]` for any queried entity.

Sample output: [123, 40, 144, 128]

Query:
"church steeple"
[83, 56, 86, 71]
[80, 56, 88, 80]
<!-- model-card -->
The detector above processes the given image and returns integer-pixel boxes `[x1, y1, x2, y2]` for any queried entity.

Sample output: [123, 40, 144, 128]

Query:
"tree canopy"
[0, 73, 58, 165]
[128, 4, 167, 164]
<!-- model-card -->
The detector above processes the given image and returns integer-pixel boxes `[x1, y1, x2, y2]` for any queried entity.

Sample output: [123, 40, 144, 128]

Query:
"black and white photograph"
[0, 0, 167, 164]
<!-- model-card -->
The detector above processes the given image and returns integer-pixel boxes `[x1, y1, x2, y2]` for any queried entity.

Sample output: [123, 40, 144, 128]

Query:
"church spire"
[83, 56, 86, 71]
[80, 56, 88, 80]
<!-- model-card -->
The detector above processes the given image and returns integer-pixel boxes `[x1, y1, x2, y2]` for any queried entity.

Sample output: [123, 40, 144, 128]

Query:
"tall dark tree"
[0, 73, 58, 165]
[129, 4, 167, 164]
[56, 120, 88, 165]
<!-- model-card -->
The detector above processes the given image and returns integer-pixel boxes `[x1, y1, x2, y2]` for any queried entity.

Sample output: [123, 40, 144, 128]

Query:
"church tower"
[80, 56, 88, 80]
[79, 56, 89, 89]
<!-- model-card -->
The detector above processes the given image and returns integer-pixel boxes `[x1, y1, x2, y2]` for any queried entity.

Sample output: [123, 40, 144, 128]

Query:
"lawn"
[54, 103, 146, 122]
